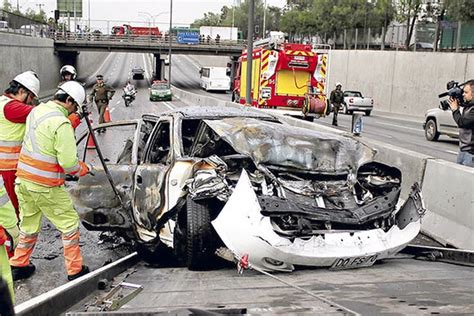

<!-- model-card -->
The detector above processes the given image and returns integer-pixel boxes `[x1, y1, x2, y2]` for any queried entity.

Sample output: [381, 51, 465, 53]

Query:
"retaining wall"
[173, 86, 474, 250]
[328, 50, 474, 117]
[0, 33, 109, 97]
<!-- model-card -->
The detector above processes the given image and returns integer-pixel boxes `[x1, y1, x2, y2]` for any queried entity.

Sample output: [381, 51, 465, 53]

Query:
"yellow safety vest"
[16, 101, 80, 187]
[0, 95, 27, 170]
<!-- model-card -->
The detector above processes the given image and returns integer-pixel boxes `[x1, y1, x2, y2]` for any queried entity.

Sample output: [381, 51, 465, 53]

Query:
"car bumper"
[347, 105, 373, 111]
[212, 170, 424, 272]
[150, 95, 172, 101]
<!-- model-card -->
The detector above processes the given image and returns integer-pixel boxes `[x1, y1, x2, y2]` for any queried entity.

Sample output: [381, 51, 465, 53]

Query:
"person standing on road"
[329, 82, 344, 126]
[449, 79, 474, 167]
[9, 81, 91, 281]
[89, 74, 115, 132]
[59, 65, 84, 130]
[0, 71, 40, 217]
[0, 176, 19, 305]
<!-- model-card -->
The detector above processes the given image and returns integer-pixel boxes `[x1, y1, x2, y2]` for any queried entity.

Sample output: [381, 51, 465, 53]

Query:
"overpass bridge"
[53, 33, 245, 80]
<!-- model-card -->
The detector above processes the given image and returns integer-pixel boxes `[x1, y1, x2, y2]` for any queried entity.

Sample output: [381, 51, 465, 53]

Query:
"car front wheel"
[425, 119, 440, 141]
[184, 198, 216, 270]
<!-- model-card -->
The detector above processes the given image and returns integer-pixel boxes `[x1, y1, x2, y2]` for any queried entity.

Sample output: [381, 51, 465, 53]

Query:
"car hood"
[203, 117, 375, 174]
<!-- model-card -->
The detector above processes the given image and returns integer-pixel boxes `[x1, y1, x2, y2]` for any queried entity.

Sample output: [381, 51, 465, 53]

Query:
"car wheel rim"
[427, 122, 434, 138]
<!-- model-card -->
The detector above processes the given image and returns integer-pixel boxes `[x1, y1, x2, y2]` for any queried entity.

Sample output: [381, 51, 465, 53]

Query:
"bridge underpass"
[53, 34, 243, 80]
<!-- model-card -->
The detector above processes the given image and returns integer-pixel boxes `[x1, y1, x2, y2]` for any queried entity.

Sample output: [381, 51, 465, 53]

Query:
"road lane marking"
[375, 121, 423, 133]
[163, 102, 175, 110]
[116, 101, 120, 104]
[445, 150, 458, 155]
[142, 54, 151, 85]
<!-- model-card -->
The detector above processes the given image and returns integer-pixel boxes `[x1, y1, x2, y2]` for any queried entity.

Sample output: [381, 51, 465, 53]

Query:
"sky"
[13, 0, 287, 32]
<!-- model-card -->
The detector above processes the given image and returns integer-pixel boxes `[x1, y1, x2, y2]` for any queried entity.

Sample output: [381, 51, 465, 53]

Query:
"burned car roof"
[203, 117, 375, 173]
[158, 105, 279, 121]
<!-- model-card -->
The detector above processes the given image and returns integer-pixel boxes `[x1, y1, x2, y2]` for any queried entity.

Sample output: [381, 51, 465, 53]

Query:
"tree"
[444, 0, 474, 22]
[2, 0, 13, 12]
[396, 0, 422, 48]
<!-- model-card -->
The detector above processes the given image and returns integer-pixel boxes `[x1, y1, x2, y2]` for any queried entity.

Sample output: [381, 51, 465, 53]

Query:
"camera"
[439, 80, 465, 110]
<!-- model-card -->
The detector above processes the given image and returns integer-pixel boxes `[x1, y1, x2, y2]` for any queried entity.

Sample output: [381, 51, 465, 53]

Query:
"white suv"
[423, 107, 458, 141]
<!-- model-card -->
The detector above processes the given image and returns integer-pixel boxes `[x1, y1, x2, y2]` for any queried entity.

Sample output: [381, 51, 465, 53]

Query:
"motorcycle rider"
[59, 65, 77, 85]
[122, 81, 136, 105]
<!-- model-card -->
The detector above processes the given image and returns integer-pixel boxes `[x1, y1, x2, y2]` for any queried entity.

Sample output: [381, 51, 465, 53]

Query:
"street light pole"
[245, 0, 254, 106]
[262, 0, 267, 38]
[168, 0, 173, 88]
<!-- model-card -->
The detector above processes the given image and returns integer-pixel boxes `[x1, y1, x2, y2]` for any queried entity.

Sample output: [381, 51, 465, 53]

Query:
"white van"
[199, 67, 230, 92]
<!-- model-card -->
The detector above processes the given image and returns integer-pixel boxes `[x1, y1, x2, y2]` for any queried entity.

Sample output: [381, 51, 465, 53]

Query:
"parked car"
[68, 106, 425, 272]
[0, 21, 9, 31]
[342, 91, 374, 116]
[132, 66, 145, 80]
[423, 107, 458, 141]
[149, 80, 172, 101]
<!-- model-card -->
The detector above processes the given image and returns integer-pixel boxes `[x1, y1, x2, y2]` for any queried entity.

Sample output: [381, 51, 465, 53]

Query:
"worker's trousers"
[0, 245, 13, 304]
[9, 181, 83, 276]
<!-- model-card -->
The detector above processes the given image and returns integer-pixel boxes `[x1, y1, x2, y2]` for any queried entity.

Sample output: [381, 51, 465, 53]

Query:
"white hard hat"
[13, 71, 40, 97]
[336, 82, 342, 87]
[60, 65, 77, 80]
[58, 81, 86, 105]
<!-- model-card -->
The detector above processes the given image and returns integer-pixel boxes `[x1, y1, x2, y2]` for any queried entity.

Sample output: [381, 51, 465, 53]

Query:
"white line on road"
[445, 150, 458, 155]
[162, 102, 175, 110]
[110, 108, 115, 113]
[116, 101, 121, 104]
[375, 121, 423, 133]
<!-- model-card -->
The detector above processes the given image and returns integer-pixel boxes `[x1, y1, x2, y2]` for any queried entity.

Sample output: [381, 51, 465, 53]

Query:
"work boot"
[67, 265, 90, 281]
[11, 263, 36, 281]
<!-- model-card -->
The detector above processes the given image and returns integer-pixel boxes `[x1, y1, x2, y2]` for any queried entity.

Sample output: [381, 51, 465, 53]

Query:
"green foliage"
[444, 0, 474, 22]
[2, 0, 13, 12]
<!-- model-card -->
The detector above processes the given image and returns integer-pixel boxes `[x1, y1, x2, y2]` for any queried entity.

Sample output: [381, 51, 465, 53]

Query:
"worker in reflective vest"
[0, 176, 19, 305]
[10, 81, 91, 282]
[0, 71, 40, 216]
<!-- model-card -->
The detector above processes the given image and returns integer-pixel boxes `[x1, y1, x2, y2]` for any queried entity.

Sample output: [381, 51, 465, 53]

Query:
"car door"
[132, 117, 174, 243]
[67, 118, 158, 235]
[438, 108, 459, 137]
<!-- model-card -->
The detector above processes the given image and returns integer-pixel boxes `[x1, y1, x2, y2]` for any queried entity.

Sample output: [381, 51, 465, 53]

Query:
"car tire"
[185, 198, 216, 270]
[365, 110, 371, 116]
[425, 119, 440, 141]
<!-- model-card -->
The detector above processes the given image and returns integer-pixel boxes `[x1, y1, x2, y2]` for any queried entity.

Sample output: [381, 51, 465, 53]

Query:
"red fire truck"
[112, 24, 161, 36]
[232, 38, 329, 119]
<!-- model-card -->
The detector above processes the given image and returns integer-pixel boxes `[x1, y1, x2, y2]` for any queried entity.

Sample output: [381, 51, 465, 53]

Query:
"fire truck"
[232, 36, 330, 119]
[112, 24, 161, 37]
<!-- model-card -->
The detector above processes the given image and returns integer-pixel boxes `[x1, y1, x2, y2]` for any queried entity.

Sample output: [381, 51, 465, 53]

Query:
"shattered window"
[148, 121, 171, 164]
[181, 119, 201, 156]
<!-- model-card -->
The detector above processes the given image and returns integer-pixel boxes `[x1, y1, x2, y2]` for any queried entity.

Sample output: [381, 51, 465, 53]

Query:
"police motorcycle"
[122, 84, 136, 107]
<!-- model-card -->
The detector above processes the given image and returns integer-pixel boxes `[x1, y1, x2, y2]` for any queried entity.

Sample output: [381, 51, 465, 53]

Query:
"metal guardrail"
[52, 32, 246, 48]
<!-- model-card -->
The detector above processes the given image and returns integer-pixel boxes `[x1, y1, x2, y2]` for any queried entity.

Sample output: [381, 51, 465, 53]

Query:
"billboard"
[57, 0, 83, 18]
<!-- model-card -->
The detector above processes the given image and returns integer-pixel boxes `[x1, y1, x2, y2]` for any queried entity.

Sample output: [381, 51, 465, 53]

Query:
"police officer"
[89, 75, 115, 132]
[329, 82, 344, 126]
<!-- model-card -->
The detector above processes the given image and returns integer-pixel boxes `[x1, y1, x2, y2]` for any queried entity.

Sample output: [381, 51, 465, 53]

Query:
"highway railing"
[51, 32, 246, 48]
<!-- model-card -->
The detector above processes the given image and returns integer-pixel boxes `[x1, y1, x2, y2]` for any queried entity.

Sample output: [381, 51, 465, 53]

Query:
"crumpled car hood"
[203, 117, 375, 173]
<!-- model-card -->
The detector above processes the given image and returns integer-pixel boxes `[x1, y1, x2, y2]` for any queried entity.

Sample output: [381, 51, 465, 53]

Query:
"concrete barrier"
[173, 86, 474, 250]
[421, 159, 474, 250]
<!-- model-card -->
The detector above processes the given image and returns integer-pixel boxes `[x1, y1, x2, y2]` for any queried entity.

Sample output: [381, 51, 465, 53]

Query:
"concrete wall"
[0, 33, 109, 98]
[328, 50, 474, 117]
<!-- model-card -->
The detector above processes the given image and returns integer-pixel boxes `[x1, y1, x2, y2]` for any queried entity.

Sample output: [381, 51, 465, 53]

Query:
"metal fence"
[287, 21, 473, 52]
[0, 9, 49, 37]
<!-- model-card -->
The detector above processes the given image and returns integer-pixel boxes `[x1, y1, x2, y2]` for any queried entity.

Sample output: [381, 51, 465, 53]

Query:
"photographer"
[448, 79, 474, 167]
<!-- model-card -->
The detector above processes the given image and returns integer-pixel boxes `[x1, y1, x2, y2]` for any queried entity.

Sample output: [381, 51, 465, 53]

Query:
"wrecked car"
[68, 106, 425, 272]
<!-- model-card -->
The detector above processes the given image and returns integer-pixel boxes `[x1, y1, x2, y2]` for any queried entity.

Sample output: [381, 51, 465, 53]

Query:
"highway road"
[169, 53, 460, 163]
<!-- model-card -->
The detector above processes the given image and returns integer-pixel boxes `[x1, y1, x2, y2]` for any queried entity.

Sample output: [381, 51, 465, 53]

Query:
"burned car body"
[69, 106, 425, 271]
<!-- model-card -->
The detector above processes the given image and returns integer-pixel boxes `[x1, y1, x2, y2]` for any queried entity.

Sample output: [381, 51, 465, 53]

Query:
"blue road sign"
[177, 31, 200, 44]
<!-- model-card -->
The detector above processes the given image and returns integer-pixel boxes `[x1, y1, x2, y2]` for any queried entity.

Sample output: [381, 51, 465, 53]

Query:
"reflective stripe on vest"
[16, 110, 68, 187]
[0, 95, 26, 170]
[0, 177, 10, 207]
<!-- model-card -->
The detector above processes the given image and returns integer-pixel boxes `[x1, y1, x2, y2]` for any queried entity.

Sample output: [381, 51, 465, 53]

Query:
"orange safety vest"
[16, 110, 79, 187]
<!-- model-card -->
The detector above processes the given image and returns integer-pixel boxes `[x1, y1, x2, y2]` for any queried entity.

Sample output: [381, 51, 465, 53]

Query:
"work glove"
[5, 225, 19, 256]
[68, 113, 82, 129]
[78, 161, 93, 177]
